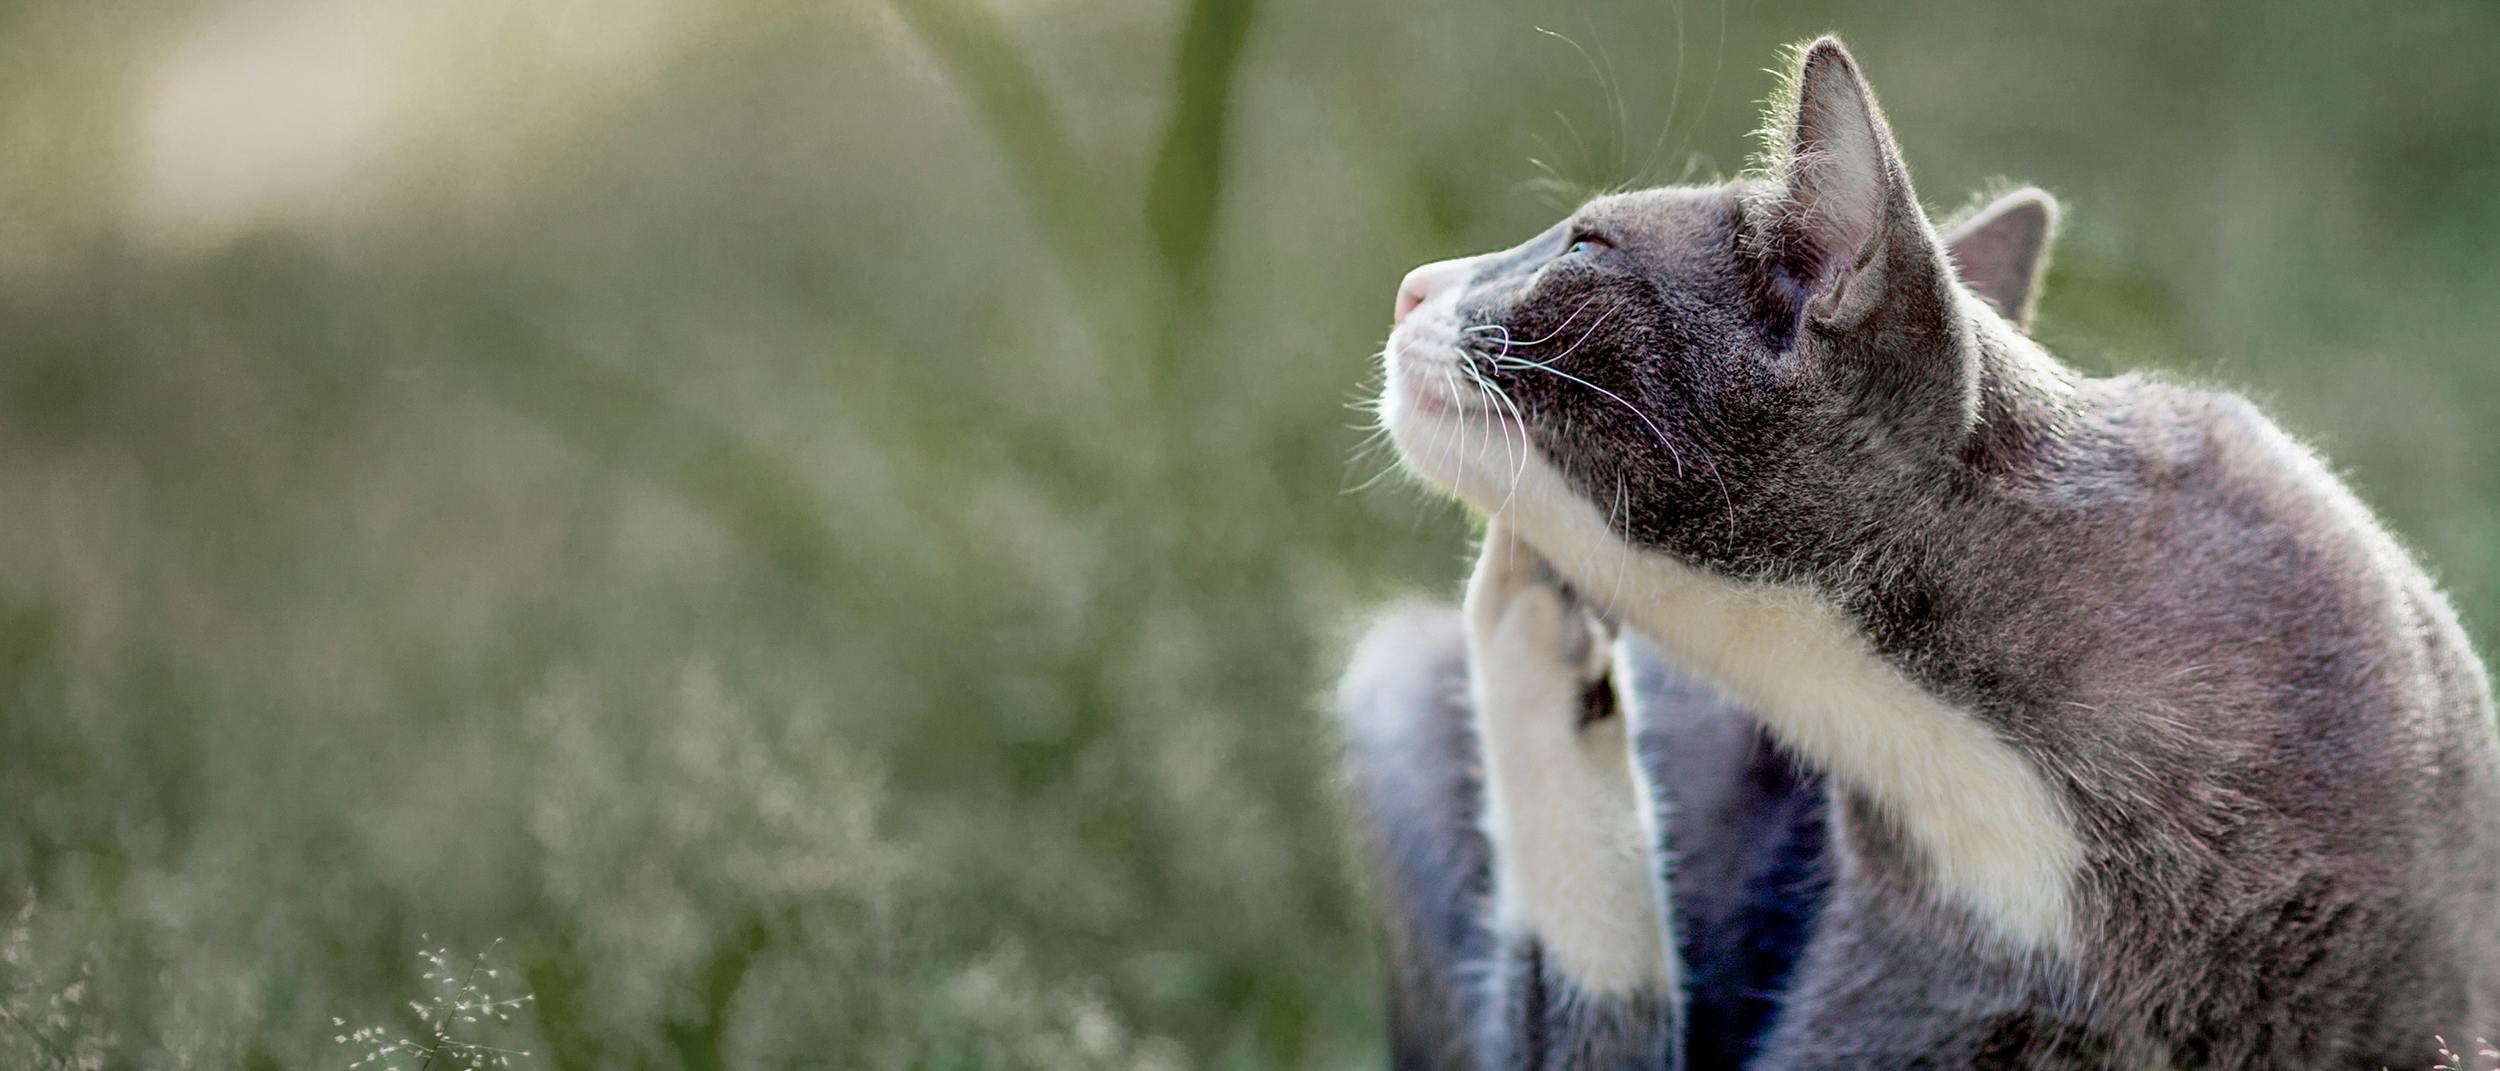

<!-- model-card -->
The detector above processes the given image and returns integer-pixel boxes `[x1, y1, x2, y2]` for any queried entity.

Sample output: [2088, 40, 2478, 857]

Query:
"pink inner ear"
[1781, 44, 1895, 290]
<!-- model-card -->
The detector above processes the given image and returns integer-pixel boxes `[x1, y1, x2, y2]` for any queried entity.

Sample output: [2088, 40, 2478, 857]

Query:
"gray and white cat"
[1343, 185, 2056, 1070]
[1336, 36, 2500, 1069]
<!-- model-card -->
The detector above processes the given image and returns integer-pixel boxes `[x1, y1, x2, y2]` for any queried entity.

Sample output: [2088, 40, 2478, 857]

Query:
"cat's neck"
[1958, 300, 2090, 480]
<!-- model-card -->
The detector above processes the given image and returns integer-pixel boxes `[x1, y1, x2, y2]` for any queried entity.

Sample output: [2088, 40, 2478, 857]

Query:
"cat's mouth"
[1390, 355, 1519, 427]
[1385, 320, 1504, 417]
[1379, 326, 1545, 508]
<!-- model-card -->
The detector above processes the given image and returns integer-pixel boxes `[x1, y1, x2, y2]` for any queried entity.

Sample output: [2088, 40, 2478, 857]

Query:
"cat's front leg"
[1466, 520, 1682, 1069]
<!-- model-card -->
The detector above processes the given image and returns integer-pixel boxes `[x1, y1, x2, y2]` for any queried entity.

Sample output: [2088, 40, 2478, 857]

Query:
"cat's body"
[1335, 38, 2500, 1069]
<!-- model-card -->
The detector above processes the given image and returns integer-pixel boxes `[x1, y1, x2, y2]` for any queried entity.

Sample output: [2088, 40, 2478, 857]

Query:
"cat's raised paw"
[1464, 522, 1619, 728]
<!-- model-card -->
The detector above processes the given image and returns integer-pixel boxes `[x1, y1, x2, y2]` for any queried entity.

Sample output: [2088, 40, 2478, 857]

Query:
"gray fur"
[1338, 35, 2500, 1069]
[1479, 937, 1680, 1071]
[1338, 604, 1494, 1069]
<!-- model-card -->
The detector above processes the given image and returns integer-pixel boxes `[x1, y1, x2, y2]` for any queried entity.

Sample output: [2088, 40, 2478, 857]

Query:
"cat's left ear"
[1767, 38, 1951, 335]
[1942, 188, 2059, 330]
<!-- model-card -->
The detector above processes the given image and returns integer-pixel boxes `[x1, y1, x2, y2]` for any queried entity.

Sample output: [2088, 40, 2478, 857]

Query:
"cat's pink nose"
[1394, 259, 1470, 324]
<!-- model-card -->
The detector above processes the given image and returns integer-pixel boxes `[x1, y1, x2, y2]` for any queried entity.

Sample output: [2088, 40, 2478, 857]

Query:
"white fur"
[1466, 543, 1675, 995]
[1382, 334, 2084, 955]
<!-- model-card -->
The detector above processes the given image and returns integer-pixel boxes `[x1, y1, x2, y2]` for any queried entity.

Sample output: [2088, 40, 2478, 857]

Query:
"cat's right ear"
[1942, 188, 2059, 329]
[1763, 37, 1948, 336]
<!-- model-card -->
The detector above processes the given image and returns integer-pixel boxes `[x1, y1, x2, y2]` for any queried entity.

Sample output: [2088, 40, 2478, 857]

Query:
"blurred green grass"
[0, 0, 2495, 1066]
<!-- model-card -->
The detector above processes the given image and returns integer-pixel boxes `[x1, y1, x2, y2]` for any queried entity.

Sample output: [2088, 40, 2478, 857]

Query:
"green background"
[1, 1, 2493, 1066]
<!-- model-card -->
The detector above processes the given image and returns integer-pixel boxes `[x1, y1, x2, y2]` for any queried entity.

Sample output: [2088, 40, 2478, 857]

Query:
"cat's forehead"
[1571, 185, 1742, 243]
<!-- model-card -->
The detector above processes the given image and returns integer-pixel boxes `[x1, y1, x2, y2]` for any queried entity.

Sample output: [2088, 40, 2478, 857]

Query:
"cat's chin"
[1382, 377, 1564, 519]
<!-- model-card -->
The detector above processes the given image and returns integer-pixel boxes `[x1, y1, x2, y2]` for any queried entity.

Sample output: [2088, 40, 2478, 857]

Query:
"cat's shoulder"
[2073, 372, 2322, 486]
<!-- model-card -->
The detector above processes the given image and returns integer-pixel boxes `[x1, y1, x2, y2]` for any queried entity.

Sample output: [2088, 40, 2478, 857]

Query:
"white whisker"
[1464, 293, 1604, 351]
[1478, 304, 1691, 483]
[1458, 359, 1533, 524]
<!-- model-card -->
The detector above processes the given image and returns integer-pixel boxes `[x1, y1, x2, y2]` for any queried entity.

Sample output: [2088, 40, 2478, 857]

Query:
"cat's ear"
[1943, 188, 2059, 329]
[1766, 38, 1947, 332]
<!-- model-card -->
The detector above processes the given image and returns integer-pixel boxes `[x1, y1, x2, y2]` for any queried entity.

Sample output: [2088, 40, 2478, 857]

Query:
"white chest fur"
[1405, 415, 2084, 954]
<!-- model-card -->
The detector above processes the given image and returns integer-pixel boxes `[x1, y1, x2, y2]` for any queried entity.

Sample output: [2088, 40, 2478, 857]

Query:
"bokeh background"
[1, 1, 2495, 1067]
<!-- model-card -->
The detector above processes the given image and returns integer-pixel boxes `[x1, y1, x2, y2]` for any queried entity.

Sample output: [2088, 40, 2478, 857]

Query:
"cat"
[1336, 35, 2500, 1069]
[1342, 186, 2057, 1070]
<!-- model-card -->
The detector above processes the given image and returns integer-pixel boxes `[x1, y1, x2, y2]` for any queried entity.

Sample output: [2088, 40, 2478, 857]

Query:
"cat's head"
[1380, 37, 2062, 579]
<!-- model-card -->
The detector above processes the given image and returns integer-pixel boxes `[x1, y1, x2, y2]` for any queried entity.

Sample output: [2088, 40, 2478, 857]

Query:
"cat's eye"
[1564, 233, 1613, 258]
